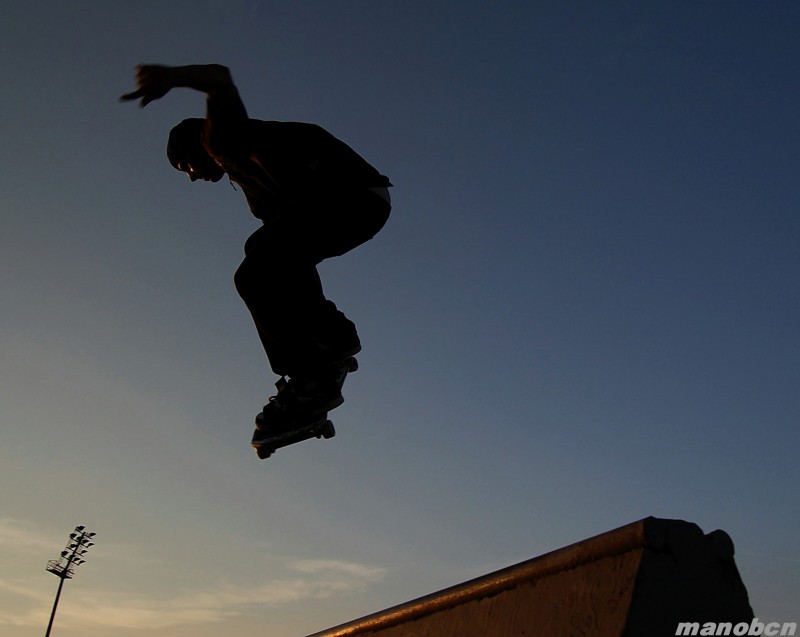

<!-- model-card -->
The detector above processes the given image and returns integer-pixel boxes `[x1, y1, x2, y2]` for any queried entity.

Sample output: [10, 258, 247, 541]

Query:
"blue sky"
[1, 2, 798, 635]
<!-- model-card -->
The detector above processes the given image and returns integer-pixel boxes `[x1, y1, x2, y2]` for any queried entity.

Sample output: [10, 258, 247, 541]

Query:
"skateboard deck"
[251, 418, 335, 459]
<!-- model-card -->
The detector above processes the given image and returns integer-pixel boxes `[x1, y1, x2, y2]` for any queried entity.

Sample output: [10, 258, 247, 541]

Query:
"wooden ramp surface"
[306, 517, 753, 637]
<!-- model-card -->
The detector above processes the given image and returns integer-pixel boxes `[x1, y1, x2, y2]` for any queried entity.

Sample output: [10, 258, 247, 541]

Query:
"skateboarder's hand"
[120, 64, 173, 107]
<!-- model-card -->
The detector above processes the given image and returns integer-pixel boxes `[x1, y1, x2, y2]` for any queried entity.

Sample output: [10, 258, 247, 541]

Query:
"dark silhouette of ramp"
[306, 517, 753, 637]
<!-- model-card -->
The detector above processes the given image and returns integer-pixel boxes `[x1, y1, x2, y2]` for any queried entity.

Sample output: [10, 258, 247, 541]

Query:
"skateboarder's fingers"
[118, 88, 159, 108]
[119, 84, 167, 107]
[120, 65, 168, 107]
[119, 88, 145, 104]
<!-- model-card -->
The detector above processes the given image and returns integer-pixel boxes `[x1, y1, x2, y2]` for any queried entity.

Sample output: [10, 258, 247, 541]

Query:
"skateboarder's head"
[167, 118, 225, 182]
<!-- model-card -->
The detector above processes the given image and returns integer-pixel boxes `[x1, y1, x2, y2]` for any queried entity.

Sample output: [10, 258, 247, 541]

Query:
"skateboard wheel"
[321, 421, 336, 439]
[256, 446, 273, 460]
[347, 358, 359, 372]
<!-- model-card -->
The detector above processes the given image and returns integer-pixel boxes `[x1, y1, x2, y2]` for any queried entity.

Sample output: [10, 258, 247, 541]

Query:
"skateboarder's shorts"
[244, 186, 391, 263]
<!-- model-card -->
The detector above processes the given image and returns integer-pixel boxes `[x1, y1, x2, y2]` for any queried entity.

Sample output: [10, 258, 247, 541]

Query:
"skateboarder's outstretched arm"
[120, 64, 240, 107]
[120, 64, 250, 152]
[121, 63, 239, 105]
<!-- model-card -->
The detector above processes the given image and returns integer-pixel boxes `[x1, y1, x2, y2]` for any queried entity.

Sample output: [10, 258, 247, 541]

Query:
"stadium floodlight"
[44, 525, 97, 637]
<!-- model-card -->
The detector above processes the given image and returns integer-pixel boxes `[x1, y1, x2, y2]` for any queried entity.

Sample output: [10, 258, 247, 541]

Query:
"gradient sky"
[1, 2, 798, 636]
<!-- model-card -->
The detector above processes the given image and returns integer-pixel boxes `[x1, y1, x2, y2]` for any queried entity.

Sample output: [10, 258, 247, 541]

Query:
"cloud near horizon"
[58, 562, 385, 630]
[0, 521, 386, 631]
[0, 518, 68, 556]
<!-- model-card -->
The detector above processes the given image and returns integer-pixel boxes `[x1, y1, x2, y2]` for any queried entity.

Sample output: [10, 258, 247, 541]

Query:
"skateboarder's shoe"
[255, 357, 358, 431]
[256, 387, 335, 431]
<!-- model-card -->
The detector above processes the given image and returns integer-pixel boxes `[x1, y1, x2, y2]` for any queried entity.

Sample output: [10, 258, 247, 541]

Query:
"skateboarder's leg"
[300, 187, 391, 361]
[306, 187, 391, 260]
[234, 232, 332, 378]
[241, 189, 390, 424]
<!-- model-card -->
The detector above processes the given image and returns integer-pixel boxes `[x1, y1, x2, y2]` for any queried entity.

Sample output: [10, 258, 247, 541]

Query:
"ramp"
[306, 517, 753, 637]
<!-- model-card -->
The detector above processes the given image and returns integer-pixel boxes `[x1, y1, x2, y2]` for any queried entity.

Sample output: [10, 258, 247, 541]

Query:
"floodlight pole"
[44, 525, 97, 637]
[44, 577, 66, 637]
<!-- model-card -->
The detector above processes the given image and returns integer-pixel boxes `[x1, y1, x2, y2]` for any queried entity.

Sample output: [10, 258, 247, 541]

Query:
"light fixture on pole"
[44, 525, 97, 637]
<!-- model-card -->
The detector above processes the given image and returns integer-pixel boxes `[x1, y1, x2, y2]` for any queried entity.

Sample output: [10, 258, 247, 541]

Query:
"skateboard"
[251, 356, 357, 459]
[251, 417, 336, 459]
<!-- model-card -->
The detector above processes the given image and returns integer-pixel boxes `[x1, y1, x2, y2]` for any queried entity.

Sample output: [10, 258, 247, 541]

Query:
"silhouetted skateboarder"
[121, 64, 391, 456]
